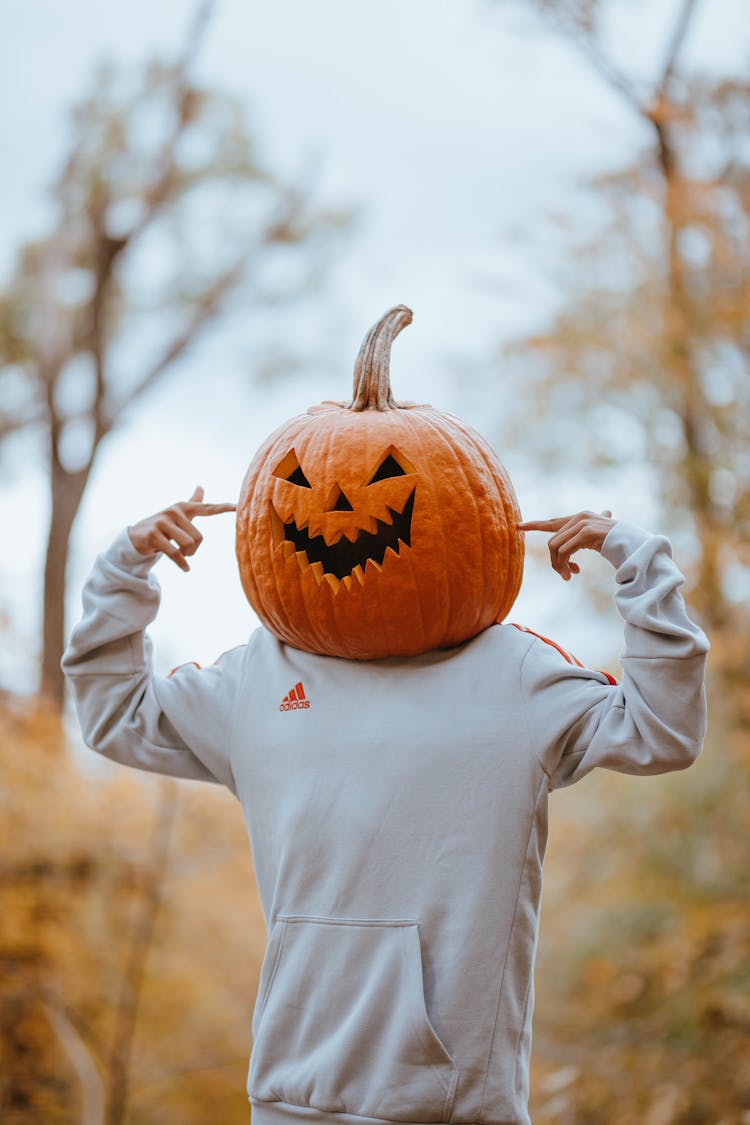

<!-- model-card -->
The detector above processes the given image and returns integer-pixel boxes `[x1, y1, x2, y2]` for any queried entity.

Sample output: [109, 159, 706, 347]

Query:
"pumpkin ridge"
[450, 414, 523, 619]
[446, 418, 488, 638]
[392, 414, 430, 651]
[268, 425, 327, 652]
[257, 492, 290, 641]
[440, 413, 499, 637]
[399, 408, 451, 645]
[419, 410, 485, 641]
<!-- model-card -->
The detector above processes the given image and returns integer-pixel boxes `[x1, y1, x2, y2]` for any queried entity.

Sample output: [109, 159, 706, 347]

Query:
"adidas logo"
[279, 681, 310, 712]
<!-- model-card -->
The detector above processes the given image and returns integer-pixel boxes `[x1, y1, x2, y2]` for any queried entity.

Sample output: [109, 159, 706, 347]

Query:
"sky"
[1, 0, 747, 694]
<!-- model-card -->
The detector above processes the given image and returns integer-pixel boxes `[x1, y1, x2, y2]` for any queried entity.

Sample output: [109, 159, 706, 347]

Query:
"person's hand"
[127, 486, 236, 572]
[518, 510, 616, 581]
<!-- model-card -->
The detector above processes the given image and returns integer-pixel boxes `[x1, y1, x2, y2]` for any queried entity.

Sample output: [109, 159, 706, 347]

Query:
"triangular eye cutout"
[368, 453, 407, 484]
[273, 449, 312, 488]
[287, 465, 312, 488]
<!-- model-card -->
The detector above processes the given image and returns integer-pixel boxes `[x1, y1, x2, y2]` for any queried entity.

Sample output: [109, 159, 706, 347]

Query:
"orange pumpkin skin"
[236, 308, 524, 660]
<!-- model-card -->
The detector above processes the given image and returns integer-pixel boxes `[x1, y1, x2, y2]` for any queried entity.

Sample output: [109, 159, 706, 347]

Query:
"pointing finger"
[186, 501, 237, 516]
[518, 517, 569, 533]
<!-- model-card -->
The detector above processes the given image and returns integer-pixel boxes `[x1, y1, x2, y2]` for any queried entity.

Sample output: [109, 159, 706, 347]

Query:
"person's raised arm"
[62, 487, 242, 793]
[517, 510, 709, 790]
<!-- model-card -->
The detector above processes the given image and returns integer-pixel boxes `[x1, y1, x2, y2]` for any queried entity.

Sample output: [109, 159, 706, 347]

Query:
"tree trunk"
[42, 461, 90, 706]
[105, 783, 178, 1125]
[653, 119, 729, 632]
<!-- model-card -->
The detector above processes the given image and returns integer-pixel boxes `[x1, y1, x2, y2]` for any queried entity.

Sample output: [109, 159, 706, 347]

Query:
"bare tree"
[0, 0, 350, 705]
[492, 0, 750, 649]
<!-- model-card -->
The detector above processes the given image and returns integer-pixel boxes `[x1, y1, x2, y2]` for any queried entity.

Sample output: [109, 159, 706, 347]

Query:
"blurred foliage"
[489, 1, 750, 1121]
[0, 696, 265, 1124]
[529, 729, 750, 1123]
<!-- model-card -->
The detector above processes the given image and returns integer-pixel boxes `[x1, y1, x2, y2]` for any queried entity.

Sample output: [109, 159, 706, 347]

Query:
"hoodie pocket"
[249, 916, 458, 1123]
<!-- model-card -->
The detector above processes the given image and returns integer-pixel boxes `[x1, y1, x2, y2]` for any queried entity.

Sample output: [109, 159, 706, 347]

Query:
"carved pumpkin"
[235, 305, 524, 660]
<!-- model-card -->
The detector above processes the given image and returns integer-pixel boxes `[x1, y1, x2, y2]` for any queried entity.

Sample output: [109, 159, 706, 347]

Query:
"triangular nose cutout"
[328, 486, 354, 512]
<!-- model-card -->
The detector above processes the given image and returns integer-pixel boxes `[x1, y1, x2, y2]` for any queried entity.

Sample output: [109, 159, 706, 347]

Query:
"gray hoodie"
[62, 521, 708, 1125]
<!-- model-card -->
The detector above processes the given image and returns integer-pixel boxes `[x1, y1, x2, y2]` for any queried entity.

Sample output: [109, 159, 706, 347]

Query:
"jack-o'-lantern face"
[269, 444, 416, 589]
[236, 306, 524, 660]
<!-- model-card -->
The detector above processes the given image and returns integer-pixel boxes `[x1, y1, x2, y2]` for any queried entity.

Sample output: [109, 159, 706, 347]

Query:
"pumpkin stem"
[350, 305, 413, 411]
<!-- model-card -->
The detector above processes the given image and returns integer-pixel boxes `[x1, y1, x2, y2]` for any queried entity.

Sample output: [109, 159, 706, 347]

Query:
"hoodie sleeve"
[61, 528, 244, 795]
[519, 521, 709, 791]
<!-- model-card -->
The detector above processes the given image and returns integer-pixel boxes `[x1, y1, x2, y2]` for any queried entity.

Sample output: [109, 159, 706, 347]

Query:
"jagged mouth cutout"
[269, 446, 416, 592]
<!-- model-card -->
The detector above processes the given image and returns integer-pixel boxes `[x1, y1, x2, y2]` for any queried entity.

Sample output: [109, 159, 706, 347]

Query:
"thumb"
[190, 485, 205, 503]
[600, 509, 613, 518]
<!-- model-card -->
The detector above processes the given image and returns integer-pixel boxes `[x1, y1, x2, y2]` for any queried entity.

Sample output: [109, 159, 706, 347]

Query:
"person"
[62, 490, 709, 1125]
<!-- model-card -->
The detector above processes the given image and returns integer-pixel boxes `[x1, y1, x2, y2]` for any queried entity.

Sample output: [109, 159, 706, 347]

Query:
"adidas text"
[280, 681, 311, 712]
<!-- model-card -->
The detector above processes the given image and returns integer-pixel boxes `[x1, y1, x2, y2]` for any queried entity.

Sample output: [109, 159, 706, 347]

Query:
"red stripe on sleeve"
[511, 624, 583, 667]
[597, 670, 618, 686]
[168, 660, 202, 678]
[511, 624, 619, 684]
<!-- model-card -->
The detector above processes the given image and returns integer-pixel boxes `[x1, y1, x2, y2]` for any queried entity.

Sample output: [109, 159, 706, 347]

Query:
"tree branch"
[654, 0, 700, 102]
[76, 0, 220, 448]
[105, 256, 246, 427]
[532, 0, 644, 115]
[89, 187, 121, 446]
[118, 0, 218, 251]
[105, 174, 320, 429]
[41, 990, 105, 1125]
[576, 35, 644, 115]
